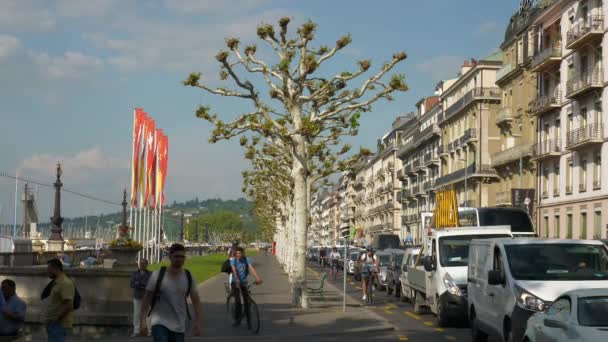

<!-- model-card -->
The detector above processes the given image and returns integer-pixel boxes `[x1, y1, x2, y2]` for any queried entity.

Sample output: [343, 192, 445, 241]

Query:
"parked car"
[385, 249, 405, 298]
[468, 238, 608, 342]
[371, 233, 402, 251]
[399, 246, 421, 302]
[523, 288, 608, 342]
[347, 248, 363, 274]
[376, 251, 392, 290]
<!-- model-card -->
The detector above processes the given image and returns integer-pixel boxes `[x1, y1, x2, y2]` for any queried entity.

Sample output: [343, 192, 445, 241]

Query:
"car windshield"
[349, 253, 359, 261]
[379, 255, 390, 266]
[505, 244, 608, 280]
[439, 234, 511, 267]
[478, 209, 534, 233]
[578, 296, 608, 326]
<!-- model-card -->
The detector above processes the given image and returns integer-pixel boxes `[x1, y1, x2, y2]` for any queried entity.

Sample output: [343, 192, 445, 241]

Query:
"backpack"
[41, 278, 82, 310]
[221, 258, 250, 277]
[148, 267, 193, 319]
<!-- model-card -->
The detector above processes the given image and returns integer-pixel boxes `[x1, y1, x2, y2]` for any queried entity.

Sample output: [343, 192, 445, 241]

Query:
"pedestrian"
[0, 279, 27, 339]
[45, 258, 76, 342]
[130, 258, 152, 337]
[319, 247, 327, 268]
[140, 243, 202, 341]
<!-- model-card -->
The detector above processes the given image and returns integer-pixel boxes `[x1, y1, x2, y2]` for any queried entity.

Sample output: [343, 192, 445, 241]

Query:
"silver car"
[523, 288, 608, 342]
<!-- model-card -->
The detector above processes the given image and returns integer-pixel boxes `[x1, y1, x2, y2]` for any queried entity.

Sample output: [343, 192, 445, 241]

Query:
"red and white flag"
[130, 108, 146, 206]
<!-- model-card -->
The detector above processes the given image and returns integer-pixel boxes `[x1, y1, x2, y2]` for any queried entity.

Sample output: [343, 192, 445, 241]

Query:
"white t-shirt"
[329, 251, 341, 260]
[360, 253, 378, 265]
[146, 268, 196, 333]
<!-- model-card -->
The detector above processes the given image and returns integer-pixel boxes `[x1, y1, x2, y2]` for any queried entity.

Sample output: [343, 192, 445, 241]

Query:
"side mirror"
[488, 270, 505, 285]
[544, 319, 567, 329]
[423, 256, 436, 272]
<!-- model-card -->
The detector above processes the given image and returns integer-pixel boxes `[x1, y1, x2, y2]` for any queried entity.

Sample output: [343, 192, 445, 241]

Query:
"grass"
[150, 249, 258, 284]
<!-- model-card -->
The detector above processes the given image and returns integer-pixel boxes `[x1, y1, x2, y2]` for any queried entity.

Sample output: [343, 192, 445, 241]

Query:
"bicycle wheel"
[246, 299, 261, 334]
[367, 277, 373, 304]
[226, 294, 238, 321]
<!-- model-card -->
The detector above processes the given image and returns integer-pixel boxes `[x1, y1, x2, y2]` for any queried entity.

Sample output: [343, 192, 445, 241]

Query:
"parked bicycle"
[225, 283, 260, 334]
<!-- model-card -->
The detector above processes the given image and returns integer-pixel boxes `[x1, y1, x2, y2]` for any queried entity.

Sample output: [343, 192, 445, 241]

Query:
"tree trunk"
[291, 134, 309, 308]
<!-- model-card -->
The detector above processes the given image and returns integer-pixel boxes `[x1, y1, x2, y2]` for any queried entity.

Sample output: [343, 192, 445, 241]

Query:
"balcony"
[397, 168, 408, 181]
[496, 64, 514, 83]
[398, 140, 416, 158]
[566, 123, 604, 150]
[434, 163, 497, 187]
[422, 179, 434, 192]
[566, 69, 604, 99]
[403, 163, 414, 175]
[415, 123, 441, 146]
[438, 145, 448, 156]
[402, 214, 419, 224]
[531, 140, 561, 161]
[531, 45, 562, 72]
[441, 88, 501, 123]
[496, 107, 514, 126]
[495, 191, 512, 206]
[412, 158, 421, 171]
[460, 128, 477, 145]
[566, 15, 604, 50]
[492, 143, 533, 167]
[529, 90, 561, 116]
[422, 151, 439, 166]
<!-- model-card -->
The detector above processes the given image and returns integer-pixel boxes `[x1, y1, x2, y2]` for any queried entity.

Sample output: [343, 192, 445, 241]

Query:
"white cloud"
[476, 21, 499, 35]
[415, 55, 464, 82]
[29, 51, 104, 80]
[0, 0, 55, 32]
[0, 35, 20, 62]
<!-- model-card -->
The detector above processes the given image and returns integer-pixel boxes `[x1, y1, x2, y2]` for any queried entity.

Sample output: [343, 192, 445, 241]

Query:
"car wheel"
[471, 310, 488, 342]
[386, 282, 393, 296]
[413, 291, 424, 315]
[436, 296, 449, 327]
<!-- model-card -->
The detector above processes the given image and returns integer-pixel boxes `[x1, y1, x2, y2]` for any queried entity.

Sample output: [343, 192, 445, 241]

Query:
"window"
[568, 113, 573, 135]
[581, 107, 588, 127]
[554, 215, 561, 238]
[543, 168, 549, 197]
[581, 55, 589, 77]
[595, 101, 602, 125]
[567, 158, 573, 194]
[554, 162, 560, 196]
[555, 119, 561, 142]
[581, 212, 588, 239]
[567, 214, 573, 239]
[594, 211, 602, 239]
[580, 157, 588, 192]
[594, 151, 601, 189]
[544, 217, 549, 238]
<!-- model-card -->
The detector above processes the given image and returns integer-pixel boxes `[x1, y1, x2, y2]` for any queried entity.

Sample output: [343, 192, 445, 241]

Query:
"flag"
[144, 118, 156, 207]
[160, 134, 169, 206]
[130, 108, 146, 206]
[155, 130, 165, 209]
[138, 114, 150, 207]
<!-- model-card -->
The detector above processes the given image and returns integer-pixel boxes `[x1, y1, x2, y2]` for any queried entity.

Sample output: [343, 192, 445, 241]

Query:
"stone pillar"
[47, 163, 65, 252]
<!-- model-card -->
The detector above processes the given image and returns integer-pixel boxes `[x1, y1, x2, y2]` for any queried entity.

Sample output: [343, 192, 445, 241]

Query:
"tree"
[184, 17, 408, 307]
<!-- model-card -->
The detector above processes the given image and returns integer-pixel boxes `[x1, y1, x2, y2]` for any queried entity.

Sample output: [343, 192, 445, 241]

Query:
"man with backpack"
[140, 243, 202, 341]
[44, 258, 76, 342]
[230, 247, 263, 327]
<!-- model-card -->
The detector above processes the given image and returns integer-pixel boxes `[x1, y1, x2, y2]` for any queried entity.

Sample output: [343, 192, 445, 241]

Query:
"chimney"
[461, 59, 472, 76]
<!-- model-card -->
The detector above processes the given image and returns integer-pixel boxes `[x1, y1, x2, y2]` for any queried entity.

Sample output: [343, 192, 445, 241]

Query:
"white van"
[467, 238, 608, 342]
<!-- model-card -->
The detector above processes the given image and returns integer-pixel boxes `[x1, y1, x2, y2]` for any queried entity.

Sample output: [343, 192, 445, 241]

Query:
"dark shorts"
[151, 325, 184, 342]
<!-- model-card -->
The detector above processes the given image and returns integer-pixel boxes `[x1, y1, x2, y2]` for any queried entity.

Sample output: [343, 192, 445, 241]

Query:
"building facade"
[534, 0, 608, 240]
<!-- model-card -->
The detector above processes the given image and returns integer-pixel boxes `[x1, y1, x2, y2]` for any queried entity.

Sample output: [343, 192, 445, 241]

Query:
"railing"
[438, 145, 447, 155]
[529, 89, 561, 114]
[398, 140, 416, 157]
[566, 69, 604, 97]
[412, 158, 421, 169]
[415, 123, 440, 143]
[495, 191, 511, 205]
[532, 140, 561, 158]
[412, 184, 420, 194]
[492, 143, 533, 166]
[401, 189, 412, 198]
[566, 15, 604, 48]
[422, 151, 438, 165]
[531, 45, 562, 69]
[460, 128, 477, 146]
[434, 163, 496, 186]
[422, 180, 434, 191]
[496, 107, 514, 125]
[496, 63, 514, 81]
[566, 123, 603, 148]
[441, 88, 501, 123]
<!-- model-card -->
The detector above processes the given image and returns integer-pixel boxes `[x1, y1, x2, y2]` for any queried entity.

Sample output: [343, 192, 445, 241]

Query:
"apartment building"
[399, 99, 441, 244]
[533, 0, 608, 240]
[493, 4, 538, 212]
[436, 56, 503, 207]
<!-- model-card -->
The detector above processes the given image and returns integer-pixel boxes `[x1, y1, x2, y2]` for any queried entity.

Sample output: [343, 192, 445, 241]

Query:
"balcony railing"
[566, 123, 604, 150]
[566, 69, 604, 98]
[529, 89, 561, 116]
[398, 140, 416, 158]
[492, 143, 533, 167]
[531, 45, 562, 72]
[496, 107, 514, 125]
[496, 64, 514, 82]
[460, 128, 477, 145]
[422, 179, 434, 192]
[495, 191, 512, 206]
[438, 145, 448, 156]
[441, 88, 501, 123]
[566, 15, 604, 50]
[435, 163, 497, 186]
[531, 140, 561, 161]
[422, 151, 439, 165]
[415, 123, 440, 145]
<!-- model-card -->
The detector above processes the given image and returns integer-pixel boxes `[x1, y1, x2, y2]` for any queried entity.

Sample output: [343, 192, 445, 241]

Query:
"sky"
[0, 0, 521, 222]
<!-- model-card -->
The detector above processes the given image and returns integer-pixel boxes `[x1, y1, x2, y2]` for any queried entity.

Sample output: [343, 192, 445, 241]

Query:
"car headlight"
[443, 273, 462, 296]
[516, 285, 547, 312]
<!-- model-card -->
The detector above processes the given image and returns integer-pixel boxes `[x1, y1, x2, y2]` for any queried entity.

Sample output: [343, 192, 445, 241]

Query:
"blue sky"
[0, 0, 520, 221]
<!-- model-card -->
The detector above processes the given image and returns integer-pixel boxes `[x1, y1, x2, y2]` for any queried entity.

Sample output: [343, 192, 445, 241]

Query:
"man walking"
[0, 279, 27, 339]
[130, 258, 151, 337]
[140, 243, 202, 341]
[45, 258, 76, 342]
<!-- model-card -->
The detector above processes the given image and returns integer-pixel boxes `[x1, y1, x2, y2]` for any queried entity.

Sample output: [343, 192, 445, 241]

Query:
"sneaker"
[362, 294, 367, 301]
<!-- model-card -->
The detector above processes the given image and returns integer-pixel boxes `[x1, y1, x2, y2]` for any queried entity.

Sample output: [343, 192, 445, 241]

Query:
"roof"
[483, 50, 503, 62]
[486, 238, 607, 246]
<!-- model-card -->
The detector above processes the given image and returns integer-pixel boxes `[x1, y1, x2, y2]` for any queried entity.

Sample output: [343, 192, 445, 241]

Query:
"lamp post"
[47, 163, 65, 252]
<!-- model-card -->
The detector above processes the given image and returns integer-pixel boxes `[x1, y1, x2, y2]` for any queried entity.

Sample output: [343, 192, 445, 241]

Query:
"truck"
[407, 226, 513, 326]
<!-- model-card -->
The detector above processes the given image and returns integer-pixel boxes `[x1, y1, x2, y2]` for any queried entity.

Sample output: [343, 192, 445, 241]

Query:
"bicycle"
[330, 259, 339, 280]
[225, 282, 261, 334]
[362, 266, 377, 305]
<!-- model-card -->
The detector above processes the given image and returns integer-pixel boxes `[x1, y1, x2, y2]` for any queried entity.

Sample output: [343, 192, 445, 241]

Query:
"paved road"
[306, 261, 501, 342]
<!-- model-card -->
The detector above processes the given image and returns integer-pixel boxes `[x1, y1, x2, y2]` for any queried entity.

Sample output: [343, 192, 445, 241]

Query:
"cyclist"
[230, 247, 263, 327]
[328, 247, 341, 277]
[359, 246, 379, 301]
